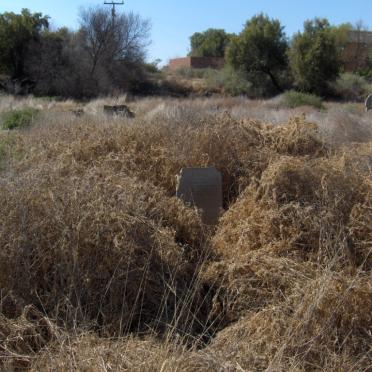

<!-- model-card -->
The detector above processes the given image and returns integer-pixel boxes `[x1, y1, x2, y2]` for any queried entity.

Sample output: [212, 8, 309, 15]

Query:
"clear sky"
[0, 1, 371, 64]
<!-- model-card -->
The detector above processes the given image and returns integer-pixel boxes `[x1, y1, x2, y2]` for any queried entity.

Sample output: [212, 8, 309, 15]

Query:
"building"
[342, 30, 372, 71]
[168, 56, 225, 71]
[169, 31, 372, 73]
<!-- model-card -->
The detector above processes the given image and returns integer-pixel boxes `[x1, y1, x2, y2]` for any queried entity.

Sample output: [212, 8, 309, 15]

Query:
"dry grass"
[205, 271, 371, 371]
[0, 94, 371, 370]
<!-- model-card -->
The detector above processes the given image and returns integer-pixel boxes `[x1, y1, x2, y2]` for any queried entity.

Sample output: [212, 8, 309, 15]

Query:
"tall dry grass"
[0, 95, 371, 370]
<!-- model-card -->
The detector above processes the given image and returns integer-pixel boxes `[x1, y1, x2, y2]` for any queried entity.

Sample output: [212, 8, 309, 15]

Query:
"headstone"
[103, 105, 135, 118]
[176, 167, 223, 225]
[365, 95, 372, 112]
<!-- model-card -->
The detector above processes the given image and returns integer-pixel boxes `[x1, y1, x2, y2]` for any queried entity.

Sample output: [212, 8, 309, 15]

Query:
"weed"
[206, 66, 252, 96]
[281, 90, 324, 109]
[0, 133, 23, 169]
[333, 72, 372, 101]
[1, 108, 39, 130]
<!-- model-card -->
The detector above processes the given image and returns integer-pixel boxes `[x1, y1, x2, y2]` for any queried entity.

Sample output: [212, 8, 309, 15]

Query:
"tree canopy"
[76, 6, 151, 95]
[189, 28, 232, 57]
[289, 18, 342, 95]
[226, 14, 288, 94]
[0, 7, 151, 98]
[0, 9, 49, 79]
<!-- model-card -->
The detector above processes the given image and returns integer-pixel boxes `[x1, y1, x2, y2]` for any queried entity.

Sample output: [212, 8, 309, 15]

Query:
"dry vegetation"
[0, 94, 371, 371]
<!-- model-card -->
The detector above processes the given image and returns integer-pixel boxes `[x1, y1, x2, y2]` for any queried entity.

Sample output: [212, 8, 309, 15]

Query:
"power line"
[104, 1, 124, 19]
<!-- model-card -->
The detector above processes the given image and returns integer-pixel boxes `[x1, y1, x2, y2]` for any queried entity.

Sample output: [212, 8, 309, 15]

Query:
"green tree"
[0, 9, 49, 79]
[25, 28, 76, 96]
[189, 28, 232, 57]
[226, 14, 288, 94]
[289, 18, 341, 96]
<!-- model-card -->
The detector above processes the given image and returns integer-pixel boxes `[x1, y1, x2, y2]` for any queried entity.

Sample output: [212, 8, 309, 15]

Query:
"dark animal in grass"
[103, 105, 135, 118]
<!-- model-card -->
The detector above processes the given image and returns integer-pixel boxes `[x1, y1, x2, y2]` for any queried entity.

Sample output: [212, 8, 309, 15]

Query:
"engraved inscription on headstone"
[365, 95, 372, 112]
[176, 167, 223, 225]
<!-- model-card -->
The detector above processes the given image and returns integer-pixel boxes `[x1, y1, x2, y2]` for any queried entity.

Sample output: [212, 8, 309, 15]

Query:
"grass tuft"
[1, 108, 39, 130]
[281, 90, 324, 109]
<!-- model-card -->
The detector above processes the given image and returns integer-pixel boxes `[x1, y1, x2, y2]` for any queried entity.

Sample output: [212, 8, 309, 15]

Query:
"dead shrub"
[213, 156, 371, 267]
[265, 115, 327, 157]
[109, 112, 267, 207]
[0, 306, 60, 370]
[205, 272, 372, 371]
[340, 142, 372, 177]
[0, 167, 209, 337]
[202, 250, 315, 325]
[30, 335, 170, 372]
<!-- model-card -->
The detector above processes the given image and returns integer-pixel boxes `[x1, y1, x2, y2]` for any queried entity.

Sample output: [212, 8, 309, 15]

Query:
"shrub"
[333, 73, 372, 101]
[1, 108, 39, 130]
[189, 28, 232, 58]
[206, 67, 252, 96]
[226, 14, 288, 95]
[0, 171, 206, 336]
[280, 90, 324, 109]
[289, 18, 341, 96]
[174, 67, 212, 79]
[213, 155, 370, 267]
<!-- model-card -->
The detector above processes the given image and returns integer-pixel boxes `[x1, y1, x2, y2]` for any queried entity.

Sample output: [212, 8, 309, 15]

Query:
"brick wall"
[342, 42, 372, 71]
[169, 57, 225, 70]
[342, 31, 372, 72]
[190, 57, 225, 69]
[169, 32, 372, 73]
[169, 57, 192, 70]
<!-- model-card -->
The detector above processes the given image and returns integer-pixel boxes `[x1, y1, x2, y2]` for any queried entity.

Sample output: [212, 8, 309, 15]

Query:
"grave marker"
[176, 167, 223, 225]
[365, 95, 372, 112]
[103, 105, 135, 118]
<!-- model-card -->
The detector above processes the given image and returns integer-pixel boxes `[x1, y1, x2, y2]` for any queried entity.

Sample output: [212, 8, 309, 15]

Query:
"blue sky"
[0, 1, 371, 64]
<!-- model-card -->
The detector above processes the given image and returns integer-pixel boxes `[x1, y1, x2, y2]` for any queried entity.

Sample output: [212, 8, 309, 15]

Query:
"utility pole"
[104, 1, 124, 20]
